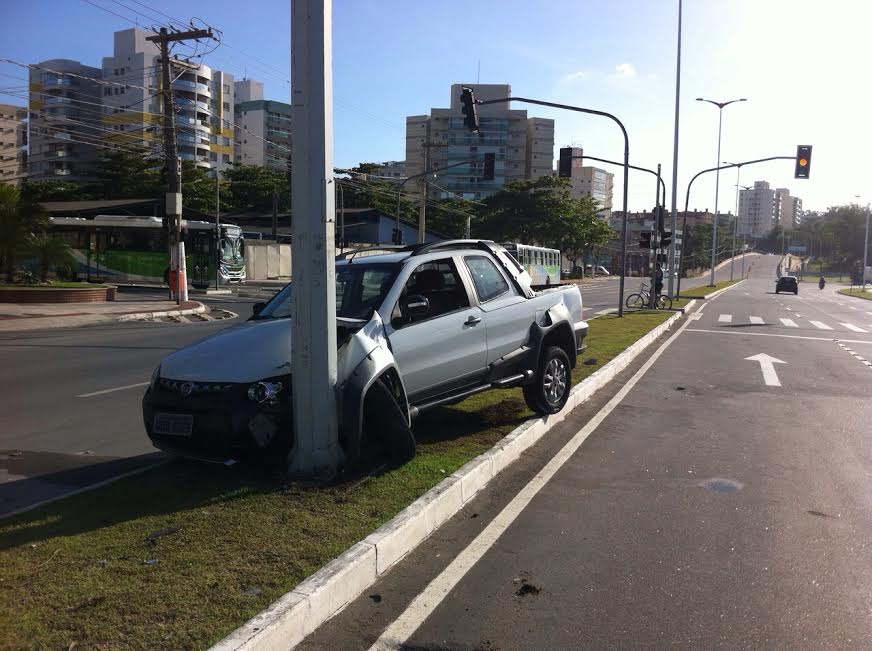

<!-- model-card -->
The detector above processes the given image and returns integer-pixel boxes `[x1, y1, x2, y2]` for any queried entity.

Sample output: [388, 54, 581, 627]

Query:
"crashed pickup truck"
[142, 240, 588, 464]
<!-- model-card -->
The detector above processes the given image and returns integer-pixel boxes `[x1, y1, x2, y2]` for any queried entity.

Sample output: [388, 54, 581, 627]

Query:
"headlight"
[150, 365, 161, 391]
[247, 381, 283, 403]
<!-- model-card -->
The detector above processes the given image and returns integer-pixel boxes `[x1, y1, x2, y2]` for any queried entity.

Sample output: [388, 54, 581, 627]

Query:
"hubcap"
[542, 358, 568, 404]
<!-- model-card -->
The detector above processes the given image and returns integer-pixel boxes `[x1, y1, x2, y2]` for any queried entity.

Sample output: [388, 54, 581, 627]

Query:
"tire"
[657, 295, 673, 310]
[524, 346, 572, 416]
[794, 289, 798, 295]
[626, 293, 645, 309]
[775, 289, 779, 294]
[363, 378, 415, 465]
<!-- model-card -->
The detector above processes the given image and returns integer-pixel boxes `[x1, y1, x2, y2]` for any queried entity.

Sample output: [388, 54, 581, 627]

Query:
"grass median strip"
[679, 279, 741, 298]
[838, 287, 872, 301]
[0, 310, 672, 650]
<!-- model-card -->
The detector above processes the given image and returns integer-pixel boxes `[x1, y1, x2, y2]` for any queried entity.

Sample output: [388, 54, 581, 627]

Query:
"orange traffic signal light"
[795, 145, 812, 179]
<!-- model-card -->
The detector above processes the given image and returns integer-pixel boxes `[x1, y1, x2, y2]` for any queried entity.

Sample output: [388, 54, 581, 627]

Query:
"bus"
[49, 215, 246, 288]
[502, 243, 561, 286]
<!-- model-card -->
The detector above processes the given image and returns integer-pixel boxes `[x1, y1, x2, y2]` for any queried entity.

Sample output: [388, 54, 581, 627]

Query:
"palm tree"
[27, 232, 75, 282]
[0, 184, 49, 282]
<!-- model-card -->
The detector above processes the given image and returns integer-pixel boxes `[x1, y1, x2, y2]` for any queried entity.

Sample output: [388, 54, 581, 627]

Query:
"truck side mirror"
[401, 294, 430, 318]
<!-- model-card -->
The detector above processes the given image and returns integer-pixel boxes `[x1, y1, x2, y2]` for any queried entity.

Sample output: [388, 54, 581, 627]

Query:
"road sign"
[745, 353, 786, 387]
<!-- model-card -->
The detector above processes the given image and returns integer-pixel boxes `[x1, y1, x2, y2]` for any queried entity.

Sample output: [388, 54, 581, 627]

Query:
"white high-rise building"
[774, 188, 802, 229]
[557, 147, 614, 218]
[233, 80, 291, 172]
[405, 84, 554, 200]
[738, 181, 776, 238]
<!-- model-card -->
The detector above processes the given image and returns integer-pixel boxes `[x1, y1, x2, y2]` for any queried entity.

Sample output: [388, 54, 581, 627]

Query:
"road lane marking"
[718, 314, 732, 323]
[76, 382, 149, 398]
[840, 323, 868, 333]
[779, 318, 798, 328]
[749, 316, 765, 324]
[809, 321, 833, 330]
[368, 303, 698, 651]
[786, 307, 792, 311]
[745, 353, 786, 387]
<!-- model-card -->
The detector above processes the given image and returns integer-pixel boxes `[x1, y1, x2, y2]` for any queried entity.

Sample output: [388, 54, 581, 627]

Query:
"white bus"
[49, 215, 246, 287]
[502, 243, 562, 286]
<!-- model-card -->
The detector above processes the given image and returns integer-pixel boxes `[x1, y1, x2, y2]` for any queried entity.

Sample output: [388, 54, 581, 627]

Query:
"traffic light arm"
[581, 154, 666, 201]
[476, 95, 632, 317]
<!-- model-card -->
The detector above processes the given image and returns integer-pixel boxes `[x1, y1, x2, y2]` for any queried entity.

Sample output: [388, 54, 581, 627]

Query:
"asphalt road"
[0, 289, 265, 516]
[578, 253, 762, 314]
[299, 253, 872, 649]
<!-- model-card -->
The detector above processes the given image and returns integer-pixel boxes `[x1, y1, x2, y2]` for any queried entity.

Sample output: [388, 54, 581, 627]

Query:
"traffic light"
[482, 152, 495, 180]
[459, 86, 479, 132]
[660, 231, 672, 248]
[639, 231, 652, 249]
[794, 145, 812, 179]
[654, 206, 666, 233]
[558, 147, 572, 178]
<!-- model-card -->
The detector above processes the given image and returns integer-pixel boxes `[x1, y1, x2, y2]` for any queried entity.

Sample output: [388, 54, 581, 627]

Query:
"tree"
[20, 180, 91, 203]
[223, 163, 290, 214]
[0, 184, 50, 282]
[27, 232, 75, 282]
[353, 162, 382, 175]
[553, 196, 615, 272]
[428, 197, 482, 238]
[180, 161, 221, 214]
[92, 150, 161, 199]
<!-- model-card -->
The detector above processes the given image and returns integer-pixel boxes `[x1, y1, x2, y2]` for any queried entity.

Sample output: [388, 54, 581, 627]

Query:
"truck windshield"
[253, 262, 401, 320]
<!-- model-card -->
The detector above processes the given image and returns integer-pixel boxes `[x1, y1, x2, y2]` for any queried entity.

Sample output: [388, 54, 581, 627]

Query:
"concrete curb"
[211, 308, 688, 651]
[679, 278, 747, 301]
[116, 302, 206, 322]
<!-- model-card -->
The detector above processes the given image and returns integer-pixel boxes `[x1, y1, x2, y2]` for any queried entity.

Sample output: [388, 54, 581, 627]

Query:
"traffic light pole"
[476, 96, 631, 316]
[676, 155, 795, 297]
[650, 164, 661, 309]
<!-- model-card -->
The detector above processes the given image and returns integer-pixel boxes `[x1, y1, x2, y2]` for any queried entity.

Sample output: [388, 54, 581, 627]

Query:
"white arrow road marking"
[810, 320, 833, 330]
[841, 323, 868, 333]
[779, 318, 798, 327]
[749, 316, 765, 324]
[718, 314, 732, 323]
[745, 353, 786, 387]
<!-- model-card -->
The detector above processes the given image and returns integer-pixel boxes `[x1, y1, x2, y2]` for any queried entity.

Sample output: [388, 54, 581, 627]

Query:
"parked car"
[775, 275, 798, 294]
[142, 240, 589, 465]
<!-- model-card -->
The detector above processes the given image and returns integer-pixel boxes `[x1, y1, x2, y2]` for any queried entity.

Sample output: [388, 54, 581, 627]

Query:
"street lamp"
[722, 160, 742, 281]
[696, 97, 747, 286]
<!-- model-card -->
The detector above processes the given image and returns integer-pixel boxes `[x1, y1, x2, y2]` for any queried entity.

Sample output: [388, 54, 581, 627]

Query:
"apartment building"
[368, 160, 405, 182]
[738, 180, 776, 238]
[774, 187, 802, 229]
[0, 104, 27, 184]
[28, 28, 239, 181]
[233, 79, 291, 172]
[28, 59, 102, 181]
[557, 147, 614, 217]
[405, 84, 554, 200]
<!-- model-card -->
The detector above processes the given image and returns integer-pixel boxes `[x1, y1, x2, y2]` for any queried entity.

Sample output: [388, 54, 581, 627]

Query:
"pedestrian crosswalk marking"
[840, 323, 868, 333]
[809, 321, 833, 330]
[718, 314, 732, 323]
[779, 318, 798, 328]
[749, 316, 765, 324]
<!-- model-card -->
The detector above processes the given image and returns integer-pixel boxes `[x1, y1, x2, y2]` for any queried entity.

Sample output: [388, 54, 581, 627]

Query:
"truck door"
[386, 257, 487, 401]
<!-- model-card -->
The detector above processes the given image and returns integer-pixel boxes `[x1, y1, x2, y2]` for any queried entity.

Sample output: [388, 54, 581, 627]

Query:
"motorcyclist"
[819, 276, 826, 290]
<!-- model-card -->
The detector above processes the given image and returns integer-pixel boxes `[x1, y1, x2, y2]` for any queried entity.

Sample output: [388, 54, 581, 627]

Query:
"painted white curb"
[210, 308, 687, 651]
[116, 302, 206, 322]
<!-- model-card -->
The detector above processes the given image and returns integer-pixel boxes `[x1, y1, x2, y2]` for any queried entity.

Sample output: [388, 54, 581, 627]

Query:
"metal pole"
[215, 171, 220, 290]
[289, 0, 340, 477]
[734, 165, 741, 279]
[650, 164, 661, 308]
[668, 0, 682, 298]
[710, 107, 723, 286]
[864, 202, 870, 290]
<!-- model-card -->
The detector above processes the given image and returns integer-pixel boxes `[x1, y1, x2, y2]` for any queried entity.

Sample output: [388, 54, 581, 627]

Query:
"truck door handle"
[465, 315, 482, 325]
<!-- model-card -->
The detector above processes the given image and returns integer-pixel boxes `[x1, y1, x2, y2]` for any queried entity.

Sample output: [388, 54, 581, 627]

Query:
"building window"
[223, 102, 230, 110]
[104, 88, 111, 96]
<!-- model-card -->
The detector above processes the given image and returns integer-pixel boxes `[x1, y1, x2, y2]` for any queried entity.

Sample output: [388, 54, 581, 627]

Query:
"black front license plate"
[153, 413, 194, 436]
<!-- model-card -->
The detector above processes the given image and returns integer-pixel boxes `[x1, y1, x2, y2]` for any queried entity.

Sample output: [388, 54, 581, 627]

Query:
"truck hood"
[160, 319, 293, 383]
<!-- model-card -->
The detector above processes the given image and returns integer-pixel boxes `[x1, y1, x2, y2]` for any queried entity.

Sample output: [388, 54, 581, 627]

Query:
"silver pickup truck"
[142, 240, 588, 464]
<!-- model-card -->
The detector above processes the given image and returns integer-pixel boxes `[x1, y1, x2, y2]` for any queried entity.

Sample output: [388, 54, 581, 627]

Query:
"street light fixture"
[696, 97, 747, 286]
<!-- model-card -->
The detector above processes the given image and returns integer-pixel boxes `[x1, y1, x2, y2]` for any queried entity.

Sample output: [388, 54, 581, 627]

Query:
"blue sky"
[2, 0, 870, 212]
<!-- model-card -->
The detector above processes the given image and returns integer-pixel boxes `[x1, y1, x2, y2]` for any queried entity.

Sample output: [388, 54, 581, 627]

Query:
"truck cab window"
[393, 258, 469, 324]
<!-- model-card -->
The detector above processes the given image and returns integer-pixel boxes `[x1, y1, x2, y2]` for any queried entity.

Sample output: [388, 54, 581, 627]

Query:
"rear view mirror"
[401, 294, 430, 318]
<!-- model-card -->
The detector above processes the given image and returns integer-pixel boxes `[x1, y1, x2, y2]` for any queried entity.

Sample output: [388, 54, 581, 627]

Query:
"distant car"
[775, 276, 798, 294]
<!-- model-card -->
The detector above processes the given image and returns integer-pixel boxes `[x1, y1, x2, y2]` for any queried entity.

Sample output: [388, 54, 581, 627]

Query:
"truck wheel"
[363, 378, 415, 465]
[524, 346, 572, 416]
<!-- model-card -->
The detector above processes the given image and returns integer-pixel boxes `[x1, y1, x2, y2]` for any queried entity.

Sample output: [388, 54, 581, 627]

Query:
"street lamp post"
[722, 161, 742, 281]
[696, 97, 747, 286]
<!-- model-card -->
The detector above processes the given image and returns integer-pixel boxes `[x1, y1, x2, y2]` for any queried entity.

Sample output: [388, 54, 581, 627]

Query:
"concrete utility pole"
[649, 164, 661, 309]
[288, 0, 340, 478]
[667, 0, 682, 299]
[147, 26, 213, 305]
[215, 171, 221, 290]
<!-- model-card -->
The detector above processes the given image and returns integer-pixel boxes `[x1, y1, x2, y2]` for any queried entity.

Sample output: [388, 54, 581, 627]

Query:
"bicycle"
[625, 282, 673, 310]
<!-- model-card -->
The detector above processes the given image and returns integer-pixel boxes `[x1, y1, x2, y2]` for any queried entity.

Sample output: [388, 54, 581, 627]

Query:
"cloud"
[564, 70, 587, 81]
[613, 63, 637, 78]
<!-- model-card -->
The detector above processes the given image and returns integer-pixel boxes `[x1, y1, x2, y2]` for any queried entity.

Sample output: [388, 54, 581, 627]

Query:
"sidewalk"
[0, 296, 205, 332]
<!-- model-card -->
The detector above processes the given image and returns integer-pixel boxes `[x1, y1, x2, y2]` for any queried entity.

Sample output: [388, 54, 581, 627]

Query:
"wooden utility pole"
[417, 140, 447, 243]
[147, 26, 213, 304]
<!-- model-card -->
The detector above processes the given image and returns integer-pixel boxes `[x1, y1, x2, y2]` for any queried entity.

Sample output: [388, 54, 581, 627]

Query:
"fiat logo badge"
[180, 382, 194, 397]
